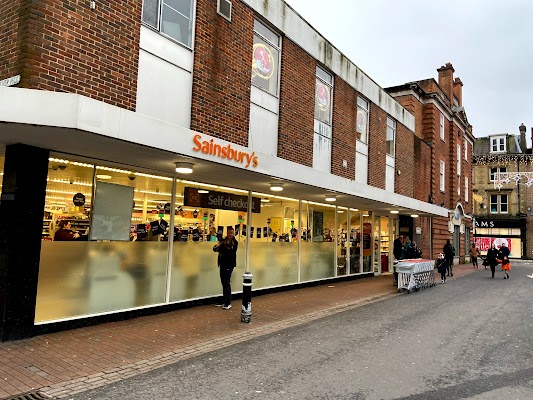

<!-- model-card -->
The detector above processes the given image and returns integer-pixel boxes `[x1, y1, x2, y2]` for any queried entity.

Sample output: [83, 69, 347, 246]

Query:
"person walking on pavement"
[443, 239, 455, 277]
[469, 243, 481, 269]
[393, 236, 403, 286]
[497, 241, 511, 279]
[436, 253, 447, 283]
[213, 227, 238, 309]
[485, 242, 499, 278]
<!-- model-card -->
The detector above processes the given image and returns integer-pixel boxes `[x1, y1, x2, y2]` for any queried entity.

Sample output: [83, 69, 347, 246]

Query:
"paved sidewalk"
[0, 264, 475, 399]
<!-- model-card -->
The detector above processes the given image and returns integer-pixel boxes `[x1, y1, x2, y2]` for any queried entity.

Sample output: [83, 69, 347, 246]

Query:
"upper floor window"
[142, 0, 194, 47]
[440, 113, 445, 141]
[490, 194, 508, 214]
[490, 167, 507, 181]
[491, 136, 506, 153]
[457, 144, 461, 175]
[252, 20, 281, 96]
[315, 67, 333, 125]
[440, 160, 445, 192]
[465, 177, 469, 202]
[386, 117, 396, 157]
[356, 96, 369, 144]
[458, 175, 461, 196]
[464, 140, 468, 161]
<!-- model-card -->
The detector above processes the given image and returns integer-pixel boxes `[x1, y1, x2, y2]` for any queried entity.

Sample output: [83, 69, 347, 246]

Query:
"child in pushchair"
[436, 253, 447, 283]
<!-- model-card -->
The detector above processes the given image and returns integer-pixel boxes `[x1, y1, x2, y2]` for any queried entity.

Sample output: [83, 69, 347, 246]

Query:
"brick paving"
[0, 264, 475, 399]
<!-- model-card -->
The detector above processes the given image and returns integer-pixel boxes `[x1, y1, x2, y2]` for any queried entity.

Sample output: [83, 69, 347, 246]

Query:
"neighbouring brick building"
[472, 124, 533, 258]
[0, 0, 474, 340]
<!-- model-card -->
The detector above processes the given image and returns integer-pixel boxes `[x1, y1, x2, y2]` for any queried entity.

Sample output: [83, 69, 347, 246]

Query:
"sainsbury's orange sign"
[193, 134, 259, 169]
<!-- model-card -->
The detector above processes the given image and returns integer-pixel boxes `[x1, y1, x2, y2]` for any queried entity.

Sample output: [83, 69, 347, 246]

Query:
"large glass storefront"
[35, 154, 387, 323]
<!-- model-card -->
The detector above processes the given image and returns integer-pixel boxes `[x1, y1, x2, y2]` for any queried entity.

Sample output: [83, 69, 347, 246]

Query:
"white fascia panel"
[0, 88, 445, 217]
[242, 0, 415, 132]
[139, 26, 193, 72]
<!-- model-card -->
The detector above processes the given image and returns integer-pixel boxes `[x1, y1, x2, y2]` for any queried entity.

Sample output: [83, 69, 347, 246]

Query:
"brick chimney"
[519, 123, 527, 153]
[453, 77, 463, 106]
[437, 63, 455, 107]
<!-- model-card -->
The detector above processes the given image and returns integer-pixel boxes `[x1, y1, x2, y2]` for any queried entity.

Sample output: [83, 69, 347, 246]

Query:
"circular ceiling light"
[270, 183, 284, 192]
[96, 174, 112, 180]
[175, 162, 194, 174]
[390, 210, 399, 214]
[411, 214, 419, 218]
[325, 195, 337, 202]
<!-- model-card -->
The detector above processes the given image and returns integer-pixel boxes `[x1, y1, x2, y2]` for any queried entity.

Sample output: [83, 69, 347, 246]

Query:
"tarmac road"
[69, 262, 533, 400]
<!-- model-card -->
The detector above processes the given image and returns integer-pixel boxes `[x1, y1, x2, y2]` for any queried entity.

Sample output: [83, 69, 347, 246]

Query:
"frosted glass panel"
[91, 181, 134, 241]
[249, 242, 298, 288]
[300, 242, 335, 281]
[170, 242, 246, 302]
[36, 241, 169, 322]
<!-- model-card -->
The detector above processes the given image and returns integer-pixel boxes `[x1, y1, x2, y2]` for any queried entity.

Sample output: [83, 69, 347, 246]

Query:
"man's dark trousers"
[219, 266, 234, 306]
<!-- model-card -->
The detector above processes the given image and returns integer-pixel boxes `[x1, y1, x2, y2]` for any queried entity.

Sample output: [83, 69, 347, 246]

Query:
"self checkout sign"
[73, 193, 86, 206]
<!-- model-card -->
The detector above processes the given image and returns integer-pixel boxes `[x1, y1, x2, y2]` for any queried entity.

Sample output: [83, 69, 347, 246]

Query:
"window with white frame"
[457, 144, 461, 175]
[356, 96, 369, 143]
[465, 176, 469, 202]
[142, 0, 194, 47]
[490, 136, 506, 153]
[490, 194, 508, 214]
[464, 140, 468, 161]
[440, 113, 445, 141]
[252, 20, 280, 96]
[313, 66, 333, 173]
[440, 160, 445, 192]
[490, 167, 507, 181]
[386, 117, 396, 157]
[315, 67, 333, 124]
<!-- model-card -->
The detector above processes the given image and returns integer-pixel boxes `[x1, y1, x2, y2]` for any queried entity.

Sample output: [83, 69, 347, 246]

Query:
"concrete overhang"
[0, 87, 448, 218]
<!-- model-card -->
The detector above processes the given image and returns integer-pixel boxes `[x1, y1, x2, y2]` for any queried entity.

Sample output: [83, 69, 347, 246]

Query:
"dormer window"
[491, 136, 506, 153]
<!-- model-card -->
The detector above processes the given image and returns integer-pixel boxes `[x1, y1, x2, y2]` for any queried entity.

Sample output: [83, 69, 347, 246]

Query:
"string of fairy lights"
[473, 154, 533, 166]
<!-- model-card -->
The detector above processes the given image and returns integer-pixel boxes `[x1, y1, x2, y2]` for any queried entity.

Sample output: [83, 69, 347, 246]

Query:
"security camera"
[128, 176, 136, 181]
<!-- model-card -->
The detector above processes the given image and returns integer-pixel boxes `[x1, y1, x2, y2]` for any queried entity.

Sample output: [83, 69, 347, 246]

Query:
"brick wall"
[394, 123, 414, 197]
[0, 1, 25, 82]
[277, 39, 315, 167]
[331, 77, 356, 179]
[367, 104, 387, 189]
[18, 0, 141, 111]
[413, 136, 432, 202]
[191, 0, 254, 146]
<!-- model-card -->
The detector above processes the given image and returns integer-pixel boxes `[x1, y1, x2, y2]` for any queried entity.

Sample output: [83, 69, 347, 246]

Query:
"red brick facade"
[277, 39, 315, 167]
[0, 1, 25, 82]
[5, 0, 142, 111]
[190, 0, 254, 147]
[395, 123, 415, 198]
[331, 77, 357, 179]
[367, 104, 387, 189]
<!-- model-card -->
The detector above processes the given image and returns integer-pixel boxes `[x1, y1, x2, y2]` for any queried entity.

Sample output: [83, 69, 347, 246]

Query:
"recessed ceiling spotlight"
[325, 195, 337, 202]
[411, 214, 419, 218]
[175, 162, 194, 174]
[270, 183, 284, 192]
[390, 210, 399, 214]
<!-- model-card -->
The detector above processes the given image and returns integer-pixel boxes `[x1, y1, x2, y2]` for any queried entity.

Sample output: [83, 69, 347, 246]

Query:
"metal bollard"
[241, 272, 253, 323]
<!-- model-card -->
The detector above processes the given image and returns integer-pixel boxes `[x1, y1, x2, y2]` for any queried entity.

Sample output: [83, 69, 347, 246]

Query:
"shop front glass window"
[251, 20, 280, 96]
[248, 195, 299, 288]
[362, 212, 373, 272]
[36, 155, 172, 323]
[300, 201, 336, 281]
[337, 207, 348, 276]
[170, 182, 248, 301]
[0, 153, 4, 203]
[349, 209, 361, 274]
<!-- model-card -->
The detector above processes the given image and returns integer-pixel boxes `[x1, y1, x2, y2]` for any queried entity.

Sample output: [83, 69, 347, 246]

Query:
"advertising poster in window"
[252, 43, 274, 80]
[90, 182, 134, 241]
[474, 237, 519, 257]
[362, 222, 372, 256]
[315, 82, 330, 112]
[356, 109, 367, 135]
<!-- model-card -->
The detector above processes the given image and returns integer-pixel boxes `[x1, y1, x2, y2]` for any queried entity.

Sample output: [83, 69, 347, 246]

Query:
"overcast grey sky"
[284, 0, 533, 142]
